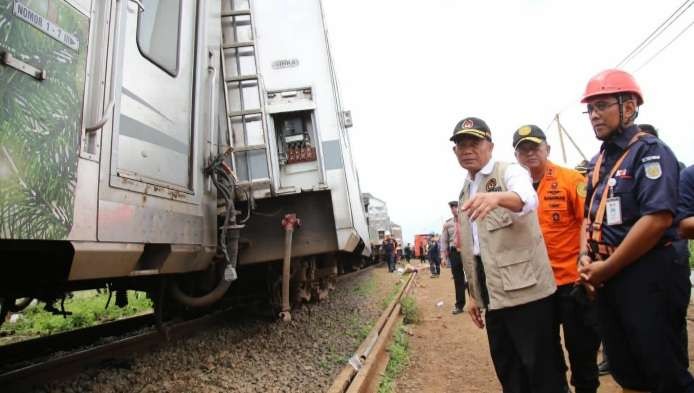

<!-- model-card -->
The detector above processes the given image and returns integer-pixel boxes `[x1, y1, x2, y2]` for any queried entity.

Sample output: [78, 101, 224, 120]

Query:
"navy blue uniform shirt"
[383, 239, 395, 255]
[584, 125, 680, 246]
[677, 165, 694, 222]
[674, 165, 694, 263]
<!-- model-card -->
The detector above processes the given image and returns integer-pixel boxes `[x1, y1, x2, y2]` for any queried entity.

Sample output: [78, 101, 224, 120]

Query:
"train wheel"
[9, 298, 33, 312]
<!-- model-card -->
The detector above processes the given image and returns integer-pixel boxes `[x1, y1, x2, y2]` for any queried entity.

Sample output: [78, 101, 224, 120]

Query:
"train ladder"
[220, 1, 272, 197]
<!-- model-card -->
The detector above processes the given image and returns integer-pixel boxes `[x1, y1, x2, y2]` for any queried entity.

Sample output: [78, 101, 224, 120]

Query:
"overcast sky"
[321, 0, 694, 244]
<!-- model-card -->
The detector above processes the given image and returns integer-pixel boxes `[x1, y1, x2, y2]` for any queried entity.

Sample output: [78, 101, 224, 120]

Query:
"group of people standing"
[444, 68, 694, 393]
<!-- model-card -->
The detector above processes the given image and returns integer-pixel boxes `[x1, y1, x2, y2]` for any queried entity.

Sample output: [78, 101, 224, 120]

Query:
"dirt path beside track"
[394, 261, 624, 393]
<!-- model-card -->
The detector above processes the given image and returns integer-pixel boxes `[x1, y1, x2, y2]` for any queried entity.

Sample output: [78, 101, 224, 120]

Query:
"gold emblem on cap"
[462, 119, 474, 129]
[518, 126, 532, 136]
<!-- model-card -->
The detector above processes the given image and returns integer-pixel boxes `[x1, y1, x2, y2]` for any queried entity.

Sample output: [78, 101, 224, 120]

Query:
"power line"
[542, 2, 694, 152]
[635, 17, 694, 72]
[621, 0, 694, 69]
[616, 0, 693, 68]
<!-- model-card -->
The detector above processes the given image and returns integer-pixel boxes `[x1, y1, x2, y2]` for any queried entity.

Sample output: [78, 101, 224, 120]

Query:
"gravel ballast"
[35, 264, 401, 393]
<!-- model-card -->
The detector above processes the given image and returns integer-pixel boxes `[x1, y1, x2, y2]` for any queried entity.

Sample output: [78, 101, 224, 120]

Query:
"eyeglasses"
[583, 101, 619, 115]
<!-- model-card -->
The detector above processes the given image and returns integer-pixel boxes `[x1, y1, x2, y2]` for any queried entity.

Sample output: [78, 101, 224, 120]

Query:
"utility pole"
[553, 113, 587, 164]
[555, 114, 568, 163]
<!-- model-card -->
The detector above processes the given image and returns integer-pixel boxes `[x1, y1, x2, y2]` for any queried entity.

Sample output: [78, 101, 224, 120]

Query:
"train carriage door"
[112, 0, 197, 190]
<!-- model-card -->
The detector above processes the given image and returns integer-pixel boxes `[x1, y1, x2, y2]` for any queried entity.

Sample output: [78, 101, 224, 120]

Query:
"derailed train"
[0, 0, 371, 322]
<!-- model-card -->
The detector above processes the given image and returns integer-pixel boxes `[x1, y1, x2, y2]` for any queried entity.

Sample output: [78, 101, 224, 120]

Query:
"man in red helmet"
[577, 69, 694, 393]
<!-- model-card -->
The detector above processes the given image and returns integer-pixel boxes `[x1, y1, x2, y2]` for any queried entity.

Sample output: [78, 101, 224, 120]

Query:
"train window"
[137, 0, 182, 77]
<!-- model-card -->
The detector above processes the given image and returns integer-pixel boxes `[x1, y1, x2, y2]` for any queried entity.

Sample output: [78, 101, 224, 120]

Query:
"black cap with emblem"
[450, 117, 492, 142]
[512, 124, 547, 150]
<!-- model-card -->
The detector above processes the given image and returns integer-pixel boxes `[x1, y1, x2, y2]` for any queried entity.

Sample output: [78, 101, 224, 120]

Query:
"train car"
[413, 234, 433, 258]
[0, 0, 370, 322]
[361, 192, 392, 261]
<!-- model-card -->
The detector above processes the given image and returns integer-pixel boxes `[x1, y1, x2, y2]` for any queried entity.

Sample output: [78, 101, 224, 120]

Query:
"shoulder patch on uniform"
[641, 155, 660, 163]
[576, 182, 587, 198]
[644, 161, 662, 180]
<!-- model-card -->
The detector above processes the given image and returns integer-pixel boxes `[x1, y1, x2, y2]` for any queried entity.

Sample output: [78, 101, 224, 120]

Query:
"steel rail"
[0, 313, 155, 367]
[0, 308, 236, 391]
[327, 269, 418, 393]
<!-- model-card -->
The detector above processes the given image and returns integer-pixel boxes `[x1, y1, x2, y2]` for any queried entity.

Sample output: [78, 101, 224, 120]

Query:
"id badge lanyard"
[605, 178, 622, 226]
[588, 132, 646, 242]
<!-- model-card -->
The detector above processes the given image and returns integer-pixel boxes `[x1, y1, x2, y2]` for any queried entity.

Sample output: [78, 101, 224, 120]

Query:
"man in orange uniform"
[513, 125, 600, 393]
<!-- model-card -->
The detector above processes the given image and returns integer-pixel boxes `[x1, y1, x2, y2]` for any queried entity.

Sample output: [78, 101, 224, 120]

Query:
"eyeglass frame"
[582, 100, 620, 115]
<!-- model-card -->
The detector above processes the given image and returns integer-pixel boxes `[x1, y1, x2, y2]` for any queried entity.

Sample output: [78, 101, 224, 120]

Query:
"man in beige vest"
[451, 116, 563, 393]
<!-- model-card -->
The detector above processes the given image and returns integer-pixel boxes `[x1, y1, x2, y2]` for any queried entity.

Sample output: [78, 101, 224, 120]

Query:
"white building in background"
[390, 223, 403, 248]
[361, 193, 391, 246]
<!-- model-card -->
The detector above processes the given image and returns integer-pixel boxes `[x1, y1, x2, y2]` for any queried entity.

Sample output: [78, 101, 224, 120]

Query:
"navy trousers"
[598, 245, 694, 393]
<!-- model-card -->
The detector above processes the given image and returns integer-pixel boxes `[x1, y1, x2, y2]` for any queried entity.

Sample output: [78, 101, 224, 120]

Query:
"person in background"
[679, 165, 694, 240]
[578, 69, 694, 392]
[404, 243, 412, 263]
[451, 116, 563, 392]
[419, 243, 426, 263]
[639, 123, 691, 369]
[382, 234, 396, 273]
[441, 200, 467, 314]
[513, 124, 600, 393]
[428, 238, 441, 278]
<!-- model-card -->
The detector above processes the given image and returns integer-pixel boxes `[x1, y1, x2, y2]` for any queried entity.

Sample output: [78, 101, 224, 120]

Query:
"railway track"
[0, 307, 238, 392]
[328, 269, 418, 393]
[0, 264, 384, 392]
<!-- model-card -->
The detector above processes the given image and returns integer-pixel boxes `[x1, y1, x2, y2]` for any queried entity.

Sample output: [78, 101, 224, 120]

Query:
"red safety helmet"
[580, 69, 643, 105]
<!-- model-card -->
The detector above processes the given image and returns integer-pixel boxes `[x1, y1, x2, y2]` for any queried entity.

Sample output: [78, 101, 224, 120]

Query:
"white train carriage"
[0, 0, 370, 319]
[225, 0, 370, 266]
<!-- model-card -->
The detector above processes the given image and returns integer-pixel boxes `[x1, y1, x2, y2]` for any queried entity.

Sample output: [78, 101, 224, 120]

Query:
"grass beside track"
[377, 323, 410, 393]
[1, 291, 152, 343]
[377, 278, 419, 393]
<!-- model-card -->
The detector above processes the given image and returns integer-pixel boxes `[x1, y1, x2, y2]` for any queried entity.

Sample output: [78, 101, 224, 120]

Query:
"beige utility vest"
[458, 161, 556, 310]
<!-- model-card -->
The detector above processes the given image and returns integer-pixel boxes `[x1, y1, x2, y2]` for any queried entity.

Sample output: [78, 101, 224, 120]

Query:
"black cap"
[448, 200, 458, 207]
[512, 125, 546, 150]
[574, 159, 589, 174]
[450, 117, 492, 142]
